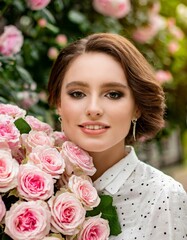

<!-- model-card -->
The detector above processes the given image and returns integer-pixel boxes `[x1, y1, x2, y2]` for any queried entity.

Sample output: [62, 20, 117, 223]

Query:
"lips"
[78, 123, 110, 134]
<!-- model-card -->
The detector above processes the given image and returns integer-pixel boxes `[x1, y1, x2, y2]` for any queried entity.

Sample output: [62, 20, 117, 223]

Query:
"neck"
[89, 142, 127, 181]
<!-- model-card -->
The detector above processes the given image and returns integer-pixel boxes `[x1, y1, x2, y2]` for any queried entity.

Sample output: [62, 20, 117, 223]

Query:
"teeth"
[84, 125, 105, 130]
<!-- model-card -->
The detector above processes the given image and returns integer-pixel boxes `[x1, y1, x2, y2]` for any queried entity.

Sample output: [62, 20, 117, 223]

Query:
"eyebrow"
[65, 81, 128, 89]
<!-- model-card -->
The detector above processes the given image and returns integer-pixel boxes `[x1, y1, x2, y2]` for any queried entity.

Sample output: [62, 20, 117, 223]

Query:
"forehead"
[63, 52, 127, 85]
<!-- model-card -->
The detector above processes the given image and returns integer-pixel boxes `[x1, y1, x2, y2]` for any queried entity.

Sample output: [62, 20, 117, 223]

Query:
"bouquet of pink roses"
[0, 103, 121, 240]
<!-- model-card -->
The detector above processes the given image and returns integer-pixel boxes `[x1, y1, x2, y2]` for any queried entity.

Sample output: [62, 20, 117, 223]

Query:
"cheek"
[112, 106, 134, 132]
[60, 101, 80, 125]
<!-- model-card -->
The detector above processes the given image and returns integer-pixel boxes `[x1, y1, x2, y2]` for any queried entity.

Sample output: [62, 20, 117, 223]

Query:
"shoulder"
[135, 160, 186, 197]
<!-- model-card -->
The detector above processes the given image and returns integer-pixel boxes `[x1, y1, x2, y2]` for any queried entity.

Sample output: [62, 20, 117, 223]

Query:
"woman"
[48, 33, 187, 239]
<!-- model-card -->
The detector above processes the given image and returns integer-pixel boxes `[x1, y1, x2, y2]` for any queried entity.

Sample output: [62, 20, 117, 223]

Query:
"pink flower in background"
[48, 191, 86, 235]
[17, 164, 54, 201]
[167, 18, 184, 39]
[0, 114, 20, 149]
[0, 148, 19, 192]
[55, 34, 68, 46]
[25, 115, 53, 134]
[17, 91, 39, 110]
[0, 103, 26, 119]
[168, 41, 180, 54]
[155, 70, 173, 84]
[27, 0, 51, 10]
[93, 0, 131, 18]
[132, 25, 156, 43]
[5, 200, 51, 240]
[68, 175, 100, 210]
[61, 141, 96, 176]
[48, 47, 59, 60]
[150, 1, 161, 14]
[28, 145, 65, 178]
[77, 215, 110, 240]
[132, 14, 166, 43]
[0, 196, 6, 222]
[38, 18, 47, 27]
[0, 25, 23, 56]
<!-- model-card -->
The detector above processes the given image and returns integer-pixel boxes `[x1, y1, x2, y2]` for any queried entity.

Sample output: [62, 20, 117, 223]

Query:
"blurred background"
[0, 0, 187, 189]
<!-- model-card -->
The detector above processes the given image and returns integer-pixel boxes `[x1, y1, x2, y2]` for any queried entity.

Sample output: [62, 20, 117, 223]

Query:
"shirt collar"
[94, 146, 139, 194]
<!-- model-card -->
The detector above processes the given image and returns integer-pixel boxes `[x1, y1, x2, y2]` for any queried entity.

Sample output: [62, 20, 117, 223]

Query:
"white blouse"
[94, 146, 187, 240]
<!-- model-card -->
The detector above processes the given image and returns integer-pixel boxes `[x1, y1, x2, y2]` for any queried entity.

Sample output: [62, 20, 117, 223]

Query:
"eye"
[105, 91, 124, 100]
[68, 91, 86, 99]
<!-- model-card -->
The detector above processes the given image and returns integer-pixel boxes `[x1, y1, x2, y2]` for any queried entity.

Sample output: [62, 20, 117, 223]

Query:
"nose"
[85, 96, 103, 118]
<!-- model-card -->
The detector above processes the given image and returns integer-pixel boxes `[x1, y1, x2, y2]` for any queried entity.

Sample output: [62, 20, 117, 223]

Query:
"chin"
[80, 144, 108, 153]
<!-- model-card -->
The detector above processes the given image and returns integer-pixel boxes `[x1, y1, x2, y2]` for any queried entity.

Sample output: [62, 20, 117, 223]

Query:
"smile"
[83, 125, 107, 130]
[79, 123, 110, 134]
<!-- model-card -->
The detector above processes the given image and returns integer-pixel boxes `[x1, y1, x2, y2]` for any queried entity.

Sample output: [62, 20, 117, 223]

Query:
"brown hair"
[48, 33, 165, 144]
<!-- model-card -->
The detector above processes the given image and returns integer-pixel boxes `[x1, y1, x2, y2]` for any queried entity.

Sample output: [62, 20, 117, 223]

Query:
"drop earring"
[132, 118, 137, 141]
[58, 116, 62, 123]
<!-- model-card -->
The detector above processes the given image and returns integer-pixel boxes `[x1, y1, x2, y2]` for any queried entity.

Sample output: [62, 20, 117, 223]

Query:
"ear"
[134, 106, 141, 119]
[57, 101, 62, 116]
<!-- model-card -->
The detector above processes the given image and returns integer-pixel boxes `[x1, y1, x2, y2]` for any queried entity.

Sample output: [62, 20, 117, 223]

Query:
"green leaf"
[14, 118, 31, 134]
[41, 8, 56, 24]
[8, 188, 19, 198]
[68, 10, 86, 24]
[16, 66, 34, 85]
[86, 195, 122, 236]
[1, 233, 12, 240]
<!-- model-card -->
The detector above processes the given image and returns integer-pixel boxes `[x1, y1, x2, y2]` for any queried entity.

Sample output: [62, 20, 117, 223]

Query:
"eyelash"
[68, 91, 85, 99]
[68, 91, 124, 100]
[105, 91, 124, 99]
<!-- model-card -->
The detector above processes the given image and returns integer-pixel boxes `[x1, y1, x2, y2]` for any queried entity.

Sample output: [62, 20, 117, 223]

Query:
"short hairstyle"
[48, 33, 165, 144]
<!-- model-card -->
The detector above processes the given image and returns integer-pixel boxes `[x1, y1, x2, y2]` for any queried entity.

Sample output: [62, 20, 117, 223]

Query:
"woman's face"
[58, 52, 138, 153]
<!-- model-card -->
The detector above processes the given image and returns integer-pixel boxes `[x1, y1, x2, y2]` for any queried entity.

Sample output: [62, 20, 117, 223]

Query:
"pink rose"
[17, 91, 39, 110]
[92, 0, 131, 18]
[61, 141, 96, 176]
[42, 237, 62, 240]
[28, 145, 65, 178]
[155, 70, 173, 84]
[167, 18, 184, 39]
[5, 200, 51, 240]
[68, 175, 100, 210]
[27, 0, 51, 10]
[132, 25, 157, 43]
[55, 34, 68, 46]
[0, 148, 19, 192]
[168, 41, 179, 54]
[0, 196, 6, 222]
[48, 191, 86, 235]
[48, 47, 59, 60]
[0, 103, 26, 119]
[0, 114, 21, 149]
[0, 25, 23, 56]
[132, 14, 166, 43]
[25, 115, 53, 134]
[21, 130, 54, 152]
[77, 215, 110, 240]
[38, 18, 47, 27]
[17, 164, 54, 200]
[52, 131, 68, 148]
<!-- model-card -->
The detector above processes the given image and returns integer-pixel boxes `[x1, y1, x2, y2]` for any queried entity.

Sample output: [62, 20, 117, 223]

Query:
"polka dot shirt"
[94, 146, 187, 240]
